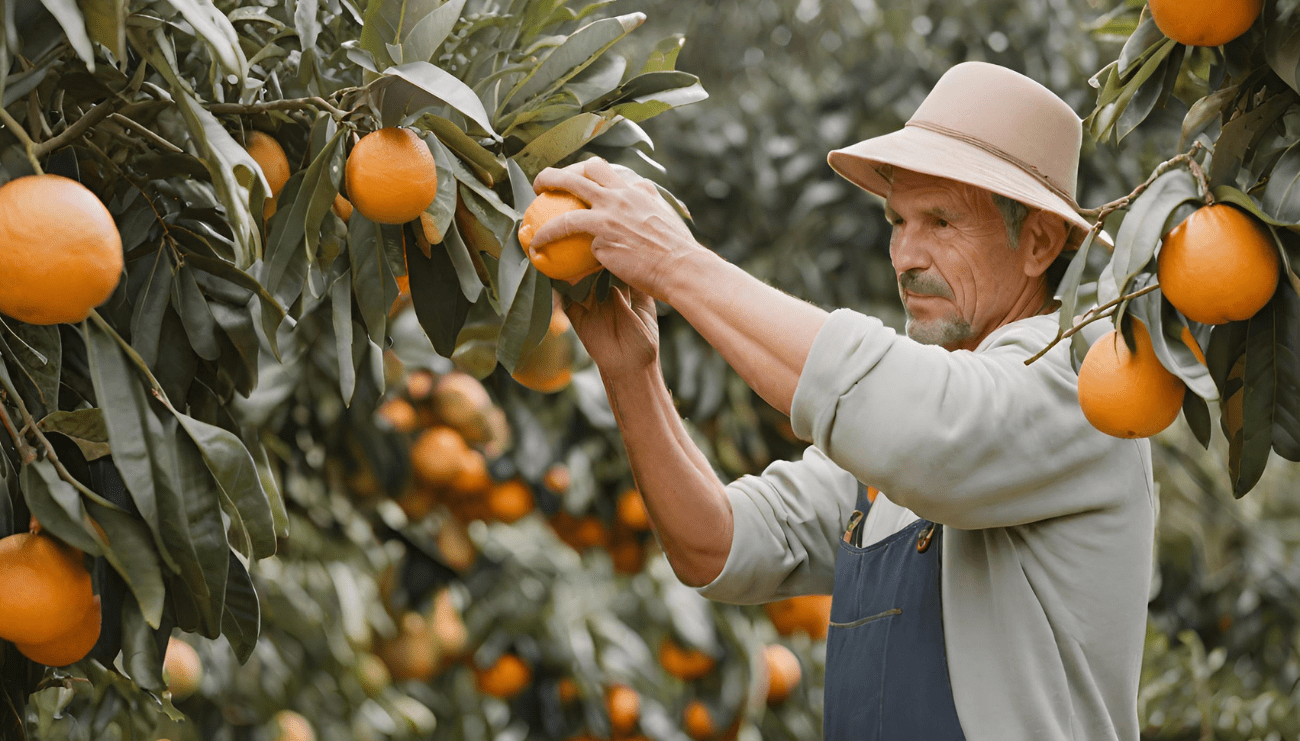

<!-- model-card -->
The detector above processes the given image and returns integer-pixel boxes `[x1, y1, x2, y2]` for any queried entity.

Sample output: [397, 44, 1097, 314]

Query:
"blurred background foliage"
[5, 0, 1300, 740]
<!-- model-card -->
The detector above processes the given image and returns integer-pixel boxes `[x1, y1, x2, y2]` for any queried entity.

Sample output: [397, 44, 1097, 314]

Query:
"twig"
[1078, 142, 1207, 221]
[1187, 156, 1213, 205]
[0, 106, 43, 174]
[107, 113, 185, 154]
[210, 96, 349, 120]
[0, 395, 36, 465]
[32, 96, 123, 158]
[1023, 282, 1161, 365]
[0, 362, 121, 510]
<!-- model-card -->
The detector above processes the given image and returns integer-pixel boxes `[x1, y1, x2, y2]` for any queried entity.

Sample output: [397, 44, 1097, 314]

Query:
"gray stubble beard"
[904, 311, 974, 348]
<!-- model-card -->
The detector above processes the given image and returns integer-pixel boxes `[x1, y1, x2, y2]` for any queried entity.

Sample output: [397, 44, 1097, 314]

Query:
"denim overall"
[822, 484, 966, 740]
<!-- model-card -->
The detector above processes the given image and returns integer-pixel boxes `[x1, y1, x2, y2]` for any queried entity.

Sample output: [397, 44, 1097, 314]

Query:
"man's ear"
[1021, 210, 1068, 278]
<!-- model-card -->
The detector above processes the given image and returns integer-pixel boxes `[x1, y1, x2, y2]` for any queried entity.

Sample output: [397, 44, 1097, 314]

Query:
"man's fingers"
[582, 157, 627, 188]
[528, 209, 605, 251]
[532, 167, 603, 203]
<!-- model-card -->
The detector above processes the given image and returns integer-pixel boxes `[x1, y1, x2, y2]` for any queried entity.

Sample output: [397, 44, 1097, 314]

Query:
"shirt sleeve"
[789, 309, 1128, 529]
[694, 445, 858, 604]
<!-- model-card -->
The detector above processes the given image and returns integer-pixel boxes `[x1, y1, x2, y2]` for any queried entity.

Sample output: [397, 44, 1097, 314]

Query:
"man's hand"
[565, 283, 659, 381]
[531, 158, 702, 300]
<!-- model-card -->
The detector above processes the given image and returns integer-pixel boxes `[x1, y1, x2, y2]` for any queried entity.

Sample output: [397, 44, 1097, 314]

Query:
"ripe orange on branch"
[0, 174, 123, 325]
[16, 595, 101, 667]
[1157, 204, 1279, 324]
[164, 636, 204, 701]
[345, 128, 439, 224]
[0, 531, 95, 645]
[475, 653, 532, 698]
[762, 644, 802, 704]
[1078, 319, 1186, 439]
[1148, 0, 1261, 47]
[659, 638, 716, 680]
[518, 191, 602, 283]
[513, 308, 576, 393]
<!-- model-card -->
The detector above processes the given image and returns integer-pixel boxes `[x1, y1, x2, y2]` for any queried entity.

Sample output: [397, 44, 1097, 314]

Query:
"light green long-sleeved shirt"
[697, 309, 1154, 741]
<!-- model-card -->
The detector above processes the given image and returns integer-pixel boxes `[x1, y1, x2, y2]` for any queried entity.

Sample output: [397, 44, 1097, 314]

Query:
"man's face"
[884, 169, 1037, 351]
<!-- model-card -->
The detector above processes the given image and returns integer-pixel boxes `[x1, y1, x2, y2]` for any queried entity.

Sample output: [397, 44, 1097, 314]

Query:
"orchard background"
[1, 0, 1299, 739]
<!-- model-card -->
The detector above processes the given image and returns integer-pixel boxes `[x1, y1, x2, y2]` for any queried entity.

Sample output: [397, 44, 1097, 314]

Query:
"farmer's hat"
[828, 61, 1097, 251]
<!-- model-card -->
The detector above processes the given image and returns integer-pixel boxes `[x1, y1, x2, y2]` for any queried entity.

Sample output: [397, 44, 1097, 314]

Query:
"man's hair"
[990, 193, 1029, 251]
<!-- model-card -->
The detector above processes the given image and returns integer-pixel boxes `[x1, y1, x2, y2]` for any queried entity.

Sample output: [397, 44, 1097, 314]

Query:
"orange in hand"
[518, 191, 602, 284]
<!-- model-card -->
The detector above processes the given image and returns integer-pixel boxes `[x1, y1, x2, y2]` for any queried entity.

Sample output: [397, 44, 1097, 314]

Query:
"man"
[529, 62, 1153, 740]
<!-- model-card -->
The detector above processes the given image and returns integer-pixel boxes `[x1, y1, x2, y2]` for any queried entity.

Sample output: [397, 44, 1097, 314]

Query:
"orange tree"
[0, 0, 709, 736]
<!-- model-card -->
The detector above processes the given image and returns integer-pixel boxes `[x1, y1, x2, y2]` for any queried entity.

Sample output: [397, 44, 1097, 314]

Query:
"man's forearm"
[659, 250, 829, 417]
[602, 365, 733, 588]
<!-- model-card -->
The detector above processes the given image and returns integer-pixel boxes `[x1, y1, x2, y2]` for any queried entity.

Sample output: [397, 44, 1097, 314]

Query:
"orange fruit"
[518, 191, 601, 283]
[486, 480, 535, 523]
[0, 174, 123, 325]
[544, 463, 571, 493]
[332, 193, 353, 223]
[410, 426, 472, 486]
[247, 131, 291, 196]
[1078, 319, 1186, 438]
[377, 612, 440, 682]
[607, 684, 640, 735]
[163, 636, 204, 701]
[475, 653, 532, 698]
[345, 128, 439, 224]
[659, 638, 716, 680]
[1149, 0, 1261, 46]
[513, 308, 576, 393]
[429, 587, 469, 658]
[0, 532, 95, 644]
[407, 370, 436, 401]
[17, 595, 101, 667]
[450, 450, 492, 497]
[683, 700, 715, 741]
[271, 709, 316, 741]
[616, 489, 651, 530]
[558, 677, 581, 703]
[396, 485, 439, 522]
[435, 372, 494, 442]
[763, 644, 802, 704]
[764, 595, 832, 640]
[1157, 204, 1279, 324]
[377, 397, 419, 433]
[437, 517, 477, 572]
[609, 535, 648, 575]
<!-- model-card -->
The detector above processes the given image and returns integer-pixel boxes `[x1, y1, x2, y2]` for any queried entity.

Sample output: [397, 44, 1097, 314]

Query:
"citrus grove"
[2, 0, 1300, 739]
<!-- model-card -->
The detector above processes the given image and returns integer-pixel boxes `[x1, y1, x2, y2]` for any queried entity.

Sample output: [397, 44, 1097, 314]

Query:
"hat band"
[905, 119, 1079, 207]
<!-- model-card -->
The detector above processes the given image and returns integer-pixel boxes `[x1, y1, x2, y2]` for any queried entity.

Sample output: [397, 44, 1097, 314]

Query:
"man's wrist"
[655, 248, 725, 306]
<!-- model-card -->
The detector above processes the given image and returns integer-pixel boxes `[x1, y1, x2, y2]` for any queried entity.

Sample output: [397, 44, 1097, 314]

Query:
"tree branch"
[0, 106, 44, 174]
[209, 96, 349, 120]
[1078, 142, 1207, 223]
[1023, 282, 1162, 365]
[32, 96, 123, 158]
[106, 112, 185, 154]
[0, 395, 36, 465]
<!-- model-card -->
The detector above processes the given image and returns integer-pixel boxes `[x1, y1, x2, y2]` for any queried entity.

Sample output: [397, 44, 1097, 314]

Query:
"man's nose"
[889, 227, 930, 275]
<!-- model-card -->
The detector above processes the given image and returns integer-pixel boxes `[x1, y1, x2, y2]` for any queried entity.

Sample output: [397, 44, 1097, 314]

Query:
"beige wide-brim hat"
[828, 62, 1101, 251]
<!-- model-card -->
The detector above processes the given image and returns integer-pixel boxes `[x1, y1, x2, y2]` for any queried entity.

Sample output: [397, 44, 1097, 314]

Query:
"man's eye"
[935, 218, 949, 228]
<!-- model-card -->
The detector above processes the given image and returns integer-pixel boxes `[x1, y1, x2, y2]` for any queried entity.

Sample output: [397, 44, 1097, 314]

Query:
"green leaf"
[166, 0, 247, 81]
[347, 215, 398, 342]
[1094, 37, 1177, 143]
[262, 171, 312, 307]
[421, 114, 508, 185]
[1208, 301, 1277, 498]
[1117, 15, 1167, 77]
[382, 62, 499, 136]
[39, 409, 110, 461]
[639, 34, 685, 73]
[607, 79, 708, 123]
[1272, 280, 1300, 460]
[513, 111, 620, 178]
[293, 0, 320, 50]
[119, 591, 165, 691]
[208, 298, 259, 397]
[1261, 140, 1300, 225]
[20, 457, 100, 556]
[86, 499, 166, 628]
[331, 267, 356, 404]
[130, 250, 175, 367]
[400, 0, 466, 64]
[172, 264, 221, 362]
[564, 53, 626, 107]
[422, 133, 458, 242]
[301, 118, 348, 257]
[1208, 93, 1293, 188]
[1182, 391, 1212, 449]
[2, 320, 62, 416]
[1117, 46, 1178, 142]
[360, 0, 442, 68]
[407, 226, 469, 356]
[79, 0, 127, 60]
[85, 321, 179, 574]
[1112, 168, 1200, 293]
[38, 0, 95, 69]
[503, 13, 645, 116]
[221, 552, 260, 663]
[444, 215, 486, 302]
[1180, 85, 1238, 150]
[496, 266, 551, 373]
[1126, 276, 1217, 399]
[171, 412, 276, 559]
[1265, 15, 1300, 94]
[582, 70, 701, 113]
[246, 436, 288, 538]
[183, 252, 286, 361]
